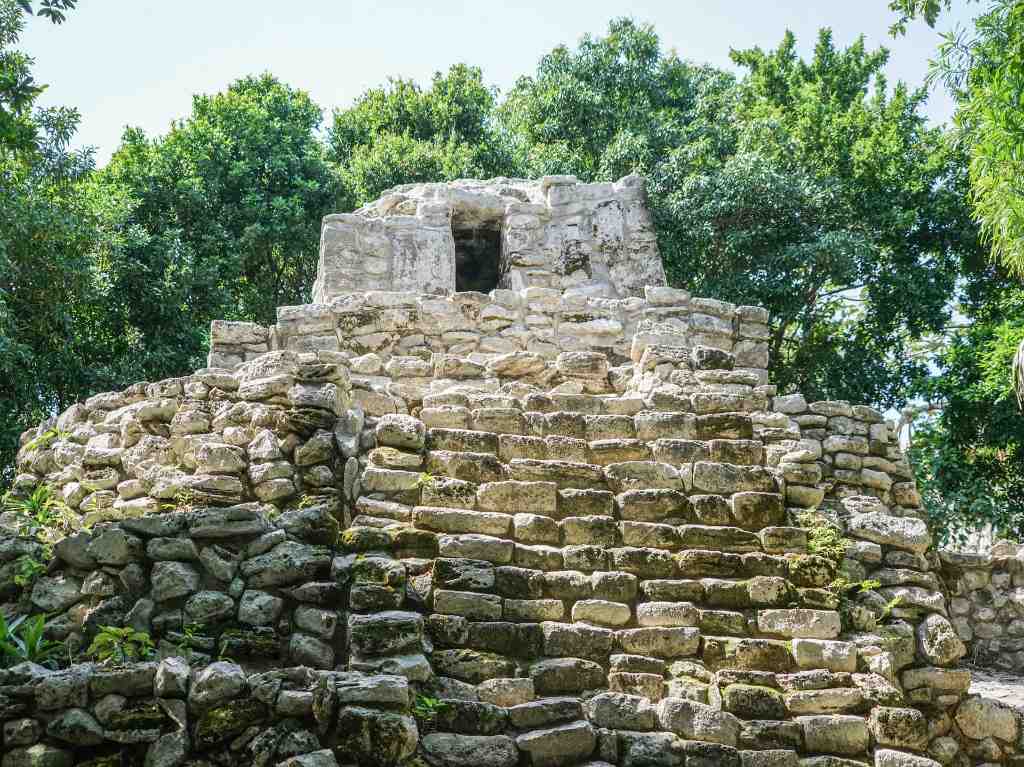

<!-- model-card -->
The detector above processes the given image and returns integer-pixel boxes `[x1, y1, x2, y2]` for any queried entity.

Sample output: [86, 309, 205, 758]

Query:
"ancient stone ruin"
[3, 176, 1019, 767]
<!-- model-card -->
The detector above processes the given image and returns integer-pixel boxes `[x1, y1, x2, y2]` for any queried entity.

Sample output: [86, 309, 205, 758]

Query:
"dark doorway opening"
[454, 225, 502, 293]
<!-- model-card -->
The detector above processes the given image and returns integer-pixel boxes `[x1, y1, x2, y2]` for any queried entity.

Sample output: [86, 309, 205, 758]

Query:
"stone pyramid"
[3, 176, 1013, 767]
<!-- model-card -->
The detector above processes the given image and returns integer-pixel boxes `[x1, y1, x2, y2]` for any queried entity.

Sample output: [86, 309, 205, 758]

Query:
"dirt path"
[966, 666, 1024, 709]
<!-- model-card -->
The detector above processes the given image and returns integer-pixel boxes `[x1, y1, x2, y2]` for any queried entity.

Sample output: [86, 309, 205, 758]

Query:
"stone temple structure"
[312, 176, 664, 301]
[3, 176, 1020, 767]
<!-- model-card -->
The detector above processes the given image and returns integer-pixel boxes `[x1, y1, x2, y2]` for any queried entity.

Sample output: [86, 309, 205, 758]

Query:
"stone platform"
[3, 178, 1020, 767]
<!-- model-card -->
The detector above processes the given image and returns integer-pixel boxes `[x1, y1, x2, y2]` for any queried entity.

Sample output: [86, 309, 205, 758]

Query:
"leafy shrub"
[1, 485, 76, 543]
[87, 626, 155, 665]
[0, 613, 62, 668]
[412, 695, 446, 721]
[13, 553, 48, 588]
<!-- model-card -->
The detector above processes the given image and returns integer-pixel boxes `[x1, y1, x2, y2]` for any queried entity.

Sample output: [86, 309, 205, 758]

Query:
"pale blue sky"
[20, 0, 978, 165]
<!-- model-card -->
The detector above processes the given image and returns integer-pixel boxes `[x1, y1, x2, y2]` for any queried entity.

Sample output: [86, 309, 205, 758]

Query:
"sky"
[20, 0, 979, 166]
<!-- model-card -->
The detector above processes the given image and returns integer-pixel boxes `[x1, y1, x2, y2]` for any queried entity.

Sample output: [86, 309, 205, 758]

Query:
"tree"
[0, 104, 142, 481]
[0, 0, 145, 480]
[104, 74, 342, 328]
[504, 21, 979, 408]
[0, 0, 75, 153]
[893, 0, 1024, 276]
[1, 1, 42, 151]
[501, 18, 734, 181]
[662, 30, 979, 407]
[329, 64, 515, 206]
[888, 0, 1024, 540]
[911, 282, 1024, 544]
[15, 0, 74, 23]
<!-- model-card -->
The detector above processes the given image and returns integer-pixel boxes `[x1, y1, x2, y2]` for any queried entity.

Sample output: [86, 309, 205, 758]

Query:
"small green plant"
[412, 695, 446, 721]
[798, 511, 847, 566]
[161, 488, 196, 514]
[297, 494, 317, 510]
[857, 578, 881, 594]
[87, 626, 155, 665]
[416, 472, 436, 489]
[182, 622, 202, 641]
[2, 486, 76, 543]
[21, 428, 68, 454]
[0, 614, 62, 668]
[13, 554, 48, 588]
[879, 594, 903, 620]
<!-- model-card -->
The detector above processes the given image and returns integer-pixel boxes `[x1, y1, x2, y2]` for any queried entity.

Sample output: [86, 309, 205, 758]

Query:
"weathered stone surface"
[376, 414, 426, 450]
[657, 698, 741, 746]
[845, 511, 931, 554]
[30, 576, 82, 613]
[792, 639, 856, 672]
[421, 733, 517, 767]
[868, 707, 928, 751]
[1, 744, 73, 767]
[583, 692, 657, 730]
[334, 706, 418, 766]
[874, 750, 942, 767]
[516, 721, 596, 767]
[756, 610, 841, 639]
[798, 715, 869, 755]
[189, 661, 246, 710]
[150, 562, 201, 602]
[955, 696, 1018, 742]
[916, 614, 965, 666]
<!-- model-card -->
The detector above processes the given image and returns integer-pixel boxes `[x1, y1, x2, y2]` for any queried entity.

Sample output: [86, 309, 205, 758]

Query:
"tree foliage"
[104, 74, 342, 327]
[1, 2, 42, 151]
[888, 0, 1024, 542]
[911, 283, 1024, 544]
[0, 106, 140, 480]
[894, 0, 1024, 277]
[501, 19, 734, 182]
[329, 64, 515, 206]
[502, 22, 980, 407]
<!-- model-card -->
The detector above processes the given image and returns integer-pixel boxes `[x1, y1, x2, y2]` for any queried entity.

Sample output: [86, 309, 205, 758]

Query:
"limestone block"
[657, 697, 740, 746]
[516, 721, 597, 767]
[915, 614, 966, 666]
[572, 599, 631, 627]
[792, 638, 856, 672]
[756, 609, 841, 639]
[846, 511, 931, 554]
[874, 750, 942, 767]
[798, 714, 868, 755]
[868, 707, 929, 751]
[955, 696, 1019, 742]
[376, 414, 426, 450]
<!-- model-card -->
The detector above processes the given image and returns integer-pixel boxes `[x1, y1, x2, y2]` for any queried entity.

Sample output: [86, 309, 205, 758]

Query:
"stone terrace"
[3, 177, 1018, 767]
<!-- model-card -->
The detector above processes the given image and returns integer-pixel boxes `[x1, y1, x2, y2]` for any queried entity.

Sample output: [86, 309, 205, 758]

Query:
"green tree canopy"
[104, 73, 342, 329]
[893, 0, 1024, 276]
[912, 281, 1024, 543]
[503, 21, 980, 407]
[329, 64, 515, 206]
[501, 18, 734, 181]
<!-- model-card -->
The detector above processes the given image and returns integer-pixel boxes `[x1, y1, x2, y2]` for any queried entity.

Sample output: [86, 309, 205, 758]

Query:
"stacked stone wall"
[207, 287, 771, 380]
[311, 175, 665, 302]
[3, 175, 1021, 767]
[940, 543, 1024, 672]
[7, 287, 1017, 766]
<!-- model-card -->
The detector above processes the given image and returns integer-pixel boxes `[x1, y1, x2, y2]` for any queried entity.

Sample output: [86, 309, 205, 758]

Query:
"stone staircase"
[318, 362, 931, 767]
[1, 274, 1003, 766]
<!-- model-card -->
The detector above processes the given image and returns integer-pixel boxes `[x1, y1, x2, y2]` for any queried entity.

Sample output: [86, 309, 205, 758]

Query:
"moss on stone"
[218, 626, 280, 659]
[194, 699, 269, 749]
[106, 702, 167, 730]
[342, 526, 394, 552]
